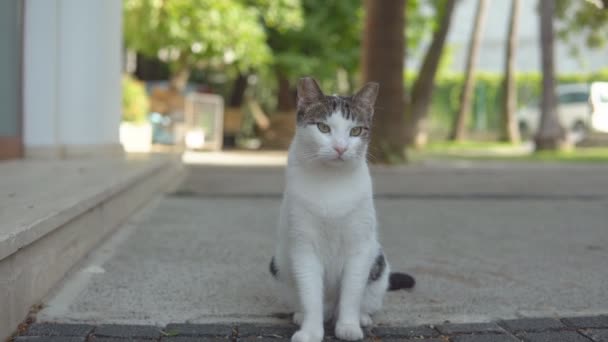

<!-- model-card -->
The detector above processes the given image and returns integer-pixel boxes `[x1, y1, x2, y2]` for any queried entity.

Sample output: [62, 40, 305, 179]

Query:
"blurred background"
[1, 0, 608, 163]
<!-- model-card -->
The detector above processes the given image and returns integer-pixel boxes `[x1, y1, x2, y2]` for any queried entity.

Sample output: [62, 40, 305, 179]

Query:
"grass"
[512, 148, 608, 163]
[411, 140, 608, 163]
[425, 140, 522, 151]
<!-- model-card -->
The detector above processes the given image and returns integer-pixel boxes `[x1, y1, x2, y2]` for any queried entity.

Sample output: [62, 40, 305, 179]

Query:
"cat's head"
[293, 77, 378, 167]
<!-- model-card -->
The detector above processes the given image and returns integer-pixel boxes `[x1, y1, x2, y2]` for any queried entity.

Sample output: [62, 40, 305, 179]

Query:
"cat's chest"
[287, 168, 372, 219]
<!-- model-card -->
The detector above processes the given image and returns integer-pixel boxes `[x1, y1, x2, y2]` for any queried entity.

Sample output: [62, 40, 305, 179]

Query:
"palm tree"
[500, 0, 521, 143]
[535, 0, 566, 150]
[362, 0, 407, 163]
[450, 0, 489, 141]
[406, 0, 457, 147]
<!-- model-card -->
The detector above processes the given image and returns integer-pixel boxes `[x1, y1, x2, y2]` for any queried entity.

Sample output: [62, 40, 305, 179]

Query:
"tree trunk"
[500, 0, 521, 143]
[229, 72, 248, 107]
[276, 70, 296, 112]
[450, 0, 489, 141]
[363, 0, 407, 163]
[535, 0, 566, 150]
[405, 0, 457, 147]
[168, 62, 190, 94]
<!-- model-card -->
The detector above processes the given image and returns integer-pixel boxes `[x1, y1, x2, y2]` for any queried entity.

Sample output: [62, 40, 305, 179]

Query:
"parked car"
[518, 84, 591, 143]
[589, 82, 608, 133]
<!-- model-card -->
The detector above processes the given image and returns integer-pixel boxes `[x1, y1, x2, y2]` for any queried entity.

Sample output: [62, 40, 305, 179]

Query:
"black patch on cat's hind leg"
[269, 257, 279, 278]
[368, 253, 386, 282]
[368, 252, 415, 290]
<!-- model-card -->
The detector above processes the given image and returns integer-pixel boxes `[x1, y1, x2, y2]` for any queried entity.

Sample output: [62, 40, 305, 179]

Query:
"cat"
[269, 77, 415, 342]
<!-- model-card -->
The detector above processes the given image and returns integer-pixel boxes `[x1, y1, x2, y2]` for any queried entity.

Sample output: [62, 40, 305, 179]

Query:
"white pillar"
[23, 0, 123, 158]
[23, 0, 60, 156]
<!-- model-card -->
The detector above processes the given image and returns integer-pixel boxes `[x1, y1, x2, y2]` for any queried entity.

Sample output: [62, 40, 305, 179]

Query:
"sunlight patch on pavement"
[182, 151, 288, 166]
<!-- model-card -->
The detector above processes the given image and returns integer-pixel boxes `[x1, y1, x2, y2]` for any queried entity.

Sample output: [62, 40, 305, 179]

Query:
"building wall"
[23, 0, 123, 158]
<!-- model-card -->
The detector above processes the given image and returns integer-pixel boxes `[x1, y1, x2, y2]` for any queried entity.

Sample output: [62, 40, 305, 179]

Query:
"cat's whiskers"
[364, 146, 379, 163]
[294, 151, 322, 165]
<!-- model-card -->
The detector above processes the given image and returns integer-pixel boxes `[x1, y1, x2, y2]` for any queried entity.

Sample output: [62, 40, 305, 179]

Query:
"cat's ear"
[353, 82, 379, 108]
[297, 77, 324, 108]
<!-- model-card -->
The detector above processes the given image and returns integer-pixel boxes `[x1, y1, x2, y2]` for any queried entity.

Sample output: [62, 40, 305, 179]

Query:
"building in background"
[444, 0, 607, 73]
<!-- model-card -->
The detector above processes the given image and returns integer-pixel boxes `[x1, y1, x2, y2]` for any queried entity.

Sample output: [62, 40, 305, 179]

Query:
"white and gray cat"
[270, 77, 415, 342]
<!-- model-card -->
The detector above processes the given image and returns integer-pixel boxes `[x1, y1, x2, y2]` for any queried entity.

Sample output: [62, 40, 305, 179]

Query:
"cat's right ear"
[297, 77, 324, 109]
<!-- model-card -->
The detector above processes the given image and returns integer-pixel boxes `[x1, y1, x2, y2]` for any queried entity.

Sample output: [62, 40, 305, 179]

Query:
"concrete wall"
[23, 0, 123, 158]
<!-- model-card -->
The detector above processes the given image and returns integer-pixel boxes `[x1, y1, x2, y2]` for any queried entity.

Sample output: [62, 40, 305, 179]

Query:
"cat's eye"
[317, 123, 331, 133]
[350, 127, 363, 137]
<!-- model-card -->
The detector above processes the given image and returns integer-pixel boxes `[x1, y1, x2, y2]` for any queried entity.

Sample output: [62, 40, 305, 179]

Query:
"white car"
[589, 82, 608, 133]
[518, 82, 608, 143]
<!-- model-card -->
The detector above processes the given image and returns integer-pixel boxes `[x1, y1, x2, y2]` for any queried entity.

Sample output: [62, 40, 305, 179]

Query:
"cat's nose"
[334, 146, 347, 155]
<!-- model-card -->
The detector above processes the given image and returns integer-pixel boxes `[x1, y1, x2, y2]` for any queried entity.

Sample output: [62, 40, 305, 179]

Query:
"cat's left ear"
[353, 82, 379, 109]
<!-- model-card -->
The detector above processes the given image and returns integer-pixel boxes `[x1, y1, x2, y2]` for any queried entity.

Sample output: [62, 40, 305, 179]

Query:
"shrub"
[410, 68, 608, 137]
[122, 74, 150, 123]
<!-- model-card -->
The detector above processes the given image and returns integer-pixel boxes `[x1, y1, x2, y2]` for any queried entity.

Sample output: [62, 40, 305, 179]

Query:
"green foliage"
[556, 0, 608, 51]
[124, 0, 302, 73]
[264, 0, 440, 93]
[266, 0, 362, 89]
[122, 75, 150, 123]
[253, 0, 303, 31]
[406, 0, 442, 58]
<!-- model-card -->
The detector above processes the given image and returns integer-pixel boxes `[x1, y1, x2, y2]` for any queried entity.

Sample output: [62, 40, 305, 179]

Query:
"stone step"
[0, 155, 184, 340]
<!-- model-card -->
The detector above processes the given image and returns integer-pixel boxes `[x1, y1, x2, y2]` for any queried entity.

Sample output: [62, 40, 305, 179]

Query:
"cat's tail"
[388, 272, 415, 291]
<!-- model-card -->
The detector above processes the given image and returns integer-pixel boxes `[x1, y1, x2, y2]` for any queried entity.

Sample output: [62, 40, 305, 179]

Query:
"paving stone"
[237, 324, 297, 338]
[382, 339, 444, 342]
[581, 329, 608, 342]
[499, 318, 565, 332]
[94, 324, 162, 339]
[519, 331, 590, 342]
[371, 325, 439, 338]
[14, 337, 86, 342]
[452, 335, 520, 342]
[562, 316, 608, 329]
[90, 338, 158, 342]
[23, 323, 94, 336]
[163, 323, 234, 337]
[162, 337, 231, 342]
[236, 338, 290, 342]
[437, 322, 504, 335]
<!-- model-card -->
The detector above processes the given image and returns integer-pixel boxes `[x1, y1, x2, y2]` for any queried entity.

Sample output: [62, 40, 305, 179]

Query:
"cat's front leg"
[291, 245, 324, 342]
[335, 249, 373, 341]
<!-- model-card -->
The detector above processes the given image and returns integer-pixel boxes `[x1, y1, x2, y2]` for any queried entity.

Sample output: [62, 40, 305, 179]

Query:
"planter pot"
[120, 122, 152, 153]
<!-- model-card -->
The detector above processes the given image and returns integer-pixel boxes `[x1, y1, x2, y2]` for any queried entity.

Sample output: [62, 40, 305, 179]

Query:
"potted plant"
[120, 75, 152, 152]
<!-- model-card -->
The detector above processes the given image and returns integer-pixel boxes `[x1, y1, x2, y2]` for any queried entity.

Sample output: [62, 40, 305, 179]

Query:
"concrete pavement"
[34, 156, 608, 331]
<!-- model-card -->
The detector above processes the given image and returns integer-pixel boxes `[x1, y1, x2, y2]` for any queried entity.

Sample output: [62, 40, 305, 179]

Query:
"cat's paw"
[335, 322, 364, 341]
[291, 328, 323, 342]
[293, 312, 304, 326]
[360, 313, 373, 327]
